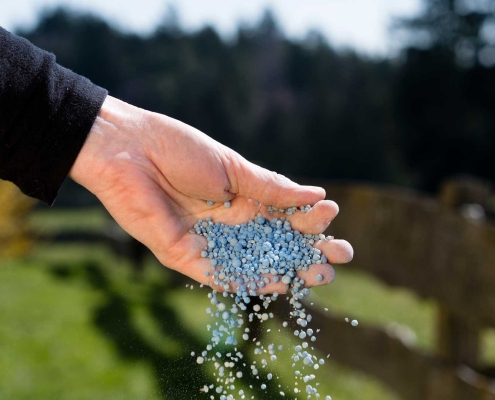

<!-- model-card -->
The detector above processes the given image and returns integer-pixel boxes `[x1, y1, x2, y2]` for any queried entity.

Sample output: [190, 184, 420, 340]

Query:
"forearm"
[0, 26, 107, 204]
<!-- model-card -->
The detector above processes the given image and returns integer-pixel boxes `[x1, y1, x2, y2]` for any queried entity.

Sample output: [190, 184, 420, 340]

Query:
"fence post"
[437, 176, 491, 366]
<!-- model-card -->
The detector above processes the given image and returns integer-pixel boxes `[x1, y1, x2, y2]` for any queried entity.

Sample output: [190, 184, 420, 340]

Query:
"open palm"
[70, 96, 353, 293]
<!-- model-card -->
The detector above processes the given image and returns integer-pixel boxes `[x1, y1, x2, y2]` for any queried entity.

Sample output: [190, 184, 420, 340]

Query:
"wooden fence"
[40, 176, 495, 399]
[288, 176, 495, 400]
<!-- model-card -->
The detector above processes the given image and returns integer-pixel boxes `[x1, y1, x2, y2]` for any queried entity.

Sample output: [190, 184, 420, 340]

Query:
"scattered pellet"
[190, 208, 335, 399]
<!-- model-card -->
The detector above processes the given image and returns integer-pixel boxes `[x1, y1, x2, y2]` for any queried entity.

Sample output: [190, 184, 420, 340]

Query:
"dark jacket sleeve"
[0, 27, 108, 205]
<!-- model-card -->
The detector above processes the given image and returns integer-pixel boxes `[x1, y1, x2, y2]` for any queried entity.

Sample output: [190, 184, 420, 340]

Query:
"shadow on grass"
[48, 261, 284, 399]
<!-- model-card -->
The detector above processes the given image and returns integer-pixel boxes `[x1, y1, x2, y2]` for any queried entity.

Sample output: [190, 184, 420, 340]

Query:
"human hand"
[69, 96, 353, 293]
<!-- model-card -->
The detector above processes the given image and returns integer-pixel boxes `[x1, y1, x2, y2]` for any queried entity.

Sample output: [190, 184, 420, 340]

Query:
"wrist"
[68, 96, 146, 193]
[69, 98, 110, 187]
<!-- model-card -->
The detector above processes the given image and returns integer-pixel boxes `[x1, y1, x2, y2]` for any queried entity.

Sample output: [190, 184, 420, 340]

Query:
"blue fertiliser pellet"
[190, 209, 333, 399]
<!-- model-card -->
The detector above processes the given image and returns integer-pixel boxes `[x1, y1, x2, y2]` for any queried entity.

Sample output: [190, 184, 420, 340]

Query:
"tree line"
[17, 1, 495, 206]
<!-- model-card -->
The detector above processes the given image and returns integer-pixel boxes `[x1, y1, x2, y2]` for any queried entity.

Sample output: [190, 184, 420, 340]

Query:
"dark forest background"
[16, 0, 495, 206]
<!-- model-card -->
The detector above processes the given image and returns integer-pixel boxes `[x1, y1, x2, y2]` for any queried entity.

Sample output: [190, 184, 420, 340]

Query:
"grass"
[0, 257, 157, 400]
[0, 208, 492, 399]
[0, 241, 402, 400]
[310, 265, 437, 352]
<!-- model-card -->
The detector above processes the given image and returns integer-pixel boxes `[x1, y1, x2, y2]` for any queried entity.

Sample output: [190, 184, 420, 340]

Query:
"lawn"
[0, 243, 401, 400]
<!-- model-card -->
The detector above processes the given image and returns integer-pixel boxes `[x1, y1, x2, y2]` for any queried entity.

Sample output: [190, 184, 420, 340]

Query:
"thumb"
[232, 157, 326, 207]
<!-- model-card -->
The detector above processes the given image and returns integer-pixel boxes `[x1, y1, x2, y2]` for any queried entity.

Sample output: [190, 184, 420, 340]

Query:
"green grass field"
[0, 209, 493, 399]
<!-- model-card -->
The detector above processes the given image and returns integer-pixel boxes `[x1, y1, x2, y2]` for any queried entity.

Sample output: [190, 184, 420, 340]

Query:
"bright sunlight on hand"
[70, 96, 353, 293]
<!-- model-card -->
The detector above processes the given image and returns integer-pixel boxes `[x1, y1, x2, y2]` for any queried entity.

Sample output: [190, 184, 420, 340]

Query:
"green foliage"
[0, 181, 35, 258]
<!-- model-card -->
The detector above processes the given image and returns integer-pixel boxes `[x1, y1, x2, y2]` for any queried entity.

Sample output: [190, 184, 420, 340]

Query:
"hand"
[69, 96, 353, 293]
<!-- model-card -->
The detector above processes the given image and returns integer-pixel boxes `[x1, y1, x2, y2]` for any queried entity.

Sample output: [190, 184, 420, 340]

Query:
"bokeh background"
[2, 0, 495, 399]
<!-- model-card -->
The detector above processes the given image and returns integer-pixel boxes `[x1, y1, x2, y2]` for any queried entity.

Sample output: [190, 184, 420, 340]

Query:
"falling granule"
[190, 209, 335, 399]
[351, 319, 359, 327]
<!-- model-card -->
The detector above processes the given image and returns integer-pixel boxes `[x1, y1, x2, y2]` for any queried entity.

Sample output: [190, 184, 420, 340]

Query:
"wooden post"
[437, 176, 491, 366]
[437, 310, 480, 366]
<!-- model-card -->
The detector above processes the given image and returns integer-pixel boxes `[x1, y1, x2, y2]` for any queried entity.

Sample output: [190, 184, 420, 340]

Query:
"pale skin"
[69, 96, 353, 294]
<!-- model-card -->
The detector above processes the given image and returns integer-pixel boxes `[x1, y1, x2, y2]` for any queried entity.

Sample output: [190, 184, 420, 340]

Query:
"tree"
[395, 0, 495, 67]
[393, 0, 495, 191]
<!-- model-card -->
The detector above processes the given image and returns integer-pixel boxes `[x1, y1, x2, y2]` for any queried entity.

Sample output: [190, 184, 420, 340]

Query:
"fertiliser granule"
[191, 207, 338, 399]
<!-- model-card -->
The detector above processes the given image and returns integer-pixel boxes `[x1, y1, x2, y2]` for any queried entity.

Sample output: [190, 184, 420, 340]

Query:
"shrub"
[0, 181, 36, 258]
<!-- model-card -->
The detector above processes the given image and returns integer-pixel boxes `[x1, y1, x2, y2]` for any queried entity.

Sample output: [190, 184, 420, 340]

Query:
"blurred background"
[3, 0, 495, 399]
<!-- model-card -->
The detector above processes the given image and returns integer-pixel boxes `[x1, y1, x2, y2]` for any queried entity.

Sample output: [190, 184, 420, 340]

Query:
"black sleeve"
[0, 27, 108, 205]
